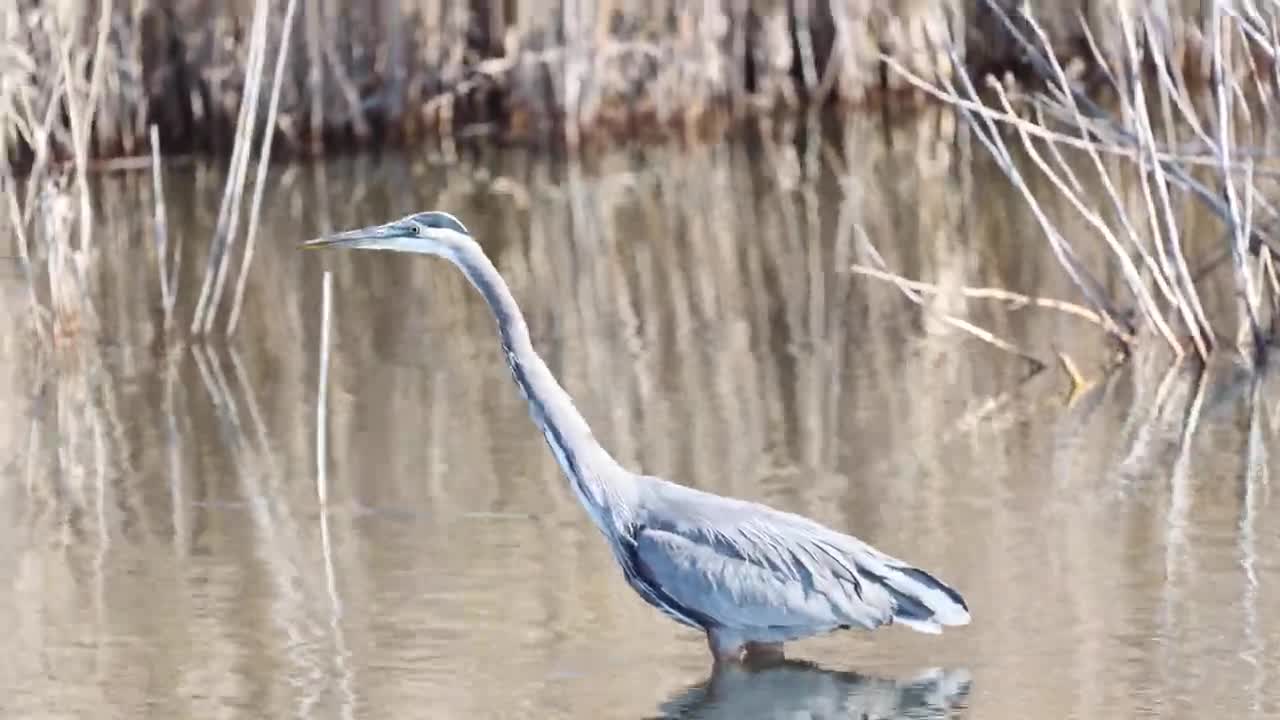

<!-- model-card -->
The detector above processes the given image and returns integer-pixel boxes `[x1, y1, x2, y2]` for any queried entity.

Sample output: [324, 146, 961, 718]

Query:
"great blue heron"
[304, 211, 971, 664]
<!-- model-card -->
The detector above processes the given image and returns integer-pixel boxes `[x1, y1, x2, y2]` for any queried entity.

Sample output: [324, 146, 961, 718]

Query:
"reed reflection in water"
[0, 108, 1277, 719]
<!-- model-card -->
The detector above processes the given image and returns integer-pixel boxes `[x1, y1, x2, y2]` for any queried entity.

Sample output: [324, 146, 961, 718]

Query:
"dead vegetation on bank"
[0, 0, 956, 343]
[2, 0, 1280, 381]
[1, 0, 1268, 168]
[858, 0, 1280, 377]
[0, 0, 959, 168]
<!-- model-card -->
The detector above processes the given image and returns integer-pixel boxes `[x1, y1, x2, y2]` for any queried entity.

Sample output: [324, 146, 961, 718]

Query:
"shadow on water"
[652, 661, 971, 720]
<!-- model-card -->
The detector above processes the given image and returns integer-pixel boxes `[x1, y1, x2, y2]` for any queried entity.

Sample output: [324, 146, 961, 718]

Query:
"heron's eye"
[408, 225, 420, 235]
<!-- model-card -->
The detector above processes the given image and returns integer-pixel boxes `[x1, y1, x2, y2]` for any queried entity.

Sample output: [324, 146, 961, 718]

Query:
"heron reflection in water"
[304, 211, 971, 664]
[654, 663, 971, 719]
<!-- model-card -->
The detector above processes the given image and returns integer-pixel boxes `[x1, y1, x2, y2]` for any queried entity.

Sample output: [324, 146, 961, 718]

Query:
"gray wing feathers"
[633, 480, 970, 636]
[635, 526, 891, 634]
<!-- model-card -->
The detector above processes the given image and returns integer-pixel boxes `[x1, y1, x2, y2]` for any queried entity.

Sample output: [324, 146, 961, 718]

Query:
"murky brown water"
[2, 111, 1277, 719]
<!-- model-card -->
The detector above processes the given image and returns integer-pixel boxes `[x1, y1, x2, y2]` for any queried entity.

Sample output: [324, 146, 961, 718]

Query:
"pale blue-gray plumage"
[303, 211, 971, 663]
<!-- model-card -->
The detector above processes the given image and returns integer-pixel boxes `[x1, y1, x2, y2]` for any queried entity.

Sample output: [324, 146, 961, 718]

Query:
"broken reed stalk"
[225, 0, 301, 337]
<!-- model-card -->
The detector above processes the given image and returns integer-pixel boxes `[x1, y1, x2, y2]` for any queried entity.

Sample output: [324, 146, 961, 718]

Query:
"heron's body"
[305, 211, 970, 663]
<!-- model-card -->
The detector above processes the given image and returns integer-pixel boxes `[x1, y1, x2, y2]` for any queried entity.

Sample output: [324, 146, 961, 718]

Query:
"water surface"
[1, 111, 1277, 719]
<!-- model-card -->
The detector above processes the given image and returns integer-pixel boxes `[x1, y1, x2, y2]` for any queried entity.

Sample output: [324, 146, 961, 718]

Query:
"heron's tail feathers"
[873, 563, 971, 633]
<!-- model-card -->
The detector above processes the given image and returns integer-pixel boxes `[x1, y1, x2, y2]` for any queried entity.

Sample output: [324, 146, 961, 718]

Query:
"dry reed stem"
[71, 0, 115, 258]
[944, 49, 1131, 341]
[201, 4, 272, 333]
[148, 124, 173, 330]
[226, 0, 301, 337]
[191, 0, 272, 335]
[320, 9, 369, 140]
[1126, 15, 1222, 350]
[855, 228, 1047, 371]
[304, 0, 324, 153]
[1163, 362, 1210, 588]
[1020, 15, 1184, 353]
[990, 83, 1168, 350]
[314, 267, 353, 714]
[880, 53, 1262, 172]
[15, 91, 64, 231]
[849, 264, 1136, 343]
[1238, 372, 1266, 701]
[2, 172, 48, 342]
[316, 269, 333, 505]
[1120, 4, 1275, 326]
[1137, 22, 1280, 260]
[1211, 1, 1265, 358]
[890, 53, 1162, 353]
[900, 2, 1279, 363]
[1116, 9, 1214, 361]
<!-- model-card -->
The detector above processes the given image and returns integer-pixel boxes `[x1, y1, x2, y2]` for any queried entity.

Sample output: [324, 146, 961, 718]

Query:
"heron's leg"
[705, 628, 746, 664]
[743, 641, 785, 662]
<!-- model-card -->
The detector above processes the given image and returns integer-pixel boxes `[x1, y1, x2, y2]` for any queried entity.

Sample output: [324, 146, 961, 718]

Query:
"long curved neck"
[449, 243, 630, 527]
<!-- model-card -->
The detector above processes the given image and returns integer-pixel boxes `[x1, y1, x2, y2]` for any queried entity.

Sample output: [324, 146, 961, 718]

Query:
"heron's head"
[303, 210, 474, 258]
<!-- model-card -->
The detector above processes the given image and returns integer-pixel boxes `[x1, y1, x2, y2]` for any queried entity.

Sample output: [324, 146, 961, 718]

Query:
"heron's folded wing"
[632, 525, 893, 632]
